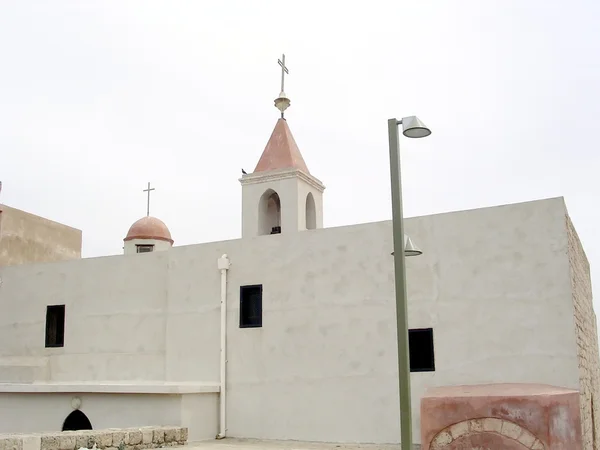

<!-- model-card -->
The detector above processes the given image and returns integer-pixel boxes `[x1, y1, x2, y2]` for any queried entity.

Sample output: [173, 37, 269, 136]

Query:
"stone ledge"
[0, 382, 219, 394]
[0, 425, 188, 450]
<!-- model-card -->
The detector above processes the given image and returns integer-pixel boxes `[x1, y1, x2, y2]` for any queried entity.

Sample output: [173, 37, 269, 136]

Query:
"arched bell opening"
[258, 189, 282, 235]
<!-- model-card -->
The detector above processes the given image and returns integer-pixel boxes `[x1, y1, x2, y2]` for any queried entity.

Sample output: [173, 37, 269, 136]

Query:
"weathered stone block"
[112, 431, 129, 447]
[481, 417, 503, 433]
[501, 419, 523, 440]
[93, 432, 113, 449]
[152, 429, 164, 445]
[58, 433, 77, 450]
[40, 435, 60, 450]
[173, 428, 181, 443]
[468, 418, 484, 432]
[128, 431, 142, 446]
[448, 420, 469, 439]
[141, 429, 153, 445]
[531, 439, 544, 450]
[75, 432, 94, 450]
[518, 429, 537, 448]
[0, 437, 23, 450]
[180, 428, 188, 443]
[430, 430, 452, 449]
[162, 427, 177, 443]
[22, 435, 41, 450]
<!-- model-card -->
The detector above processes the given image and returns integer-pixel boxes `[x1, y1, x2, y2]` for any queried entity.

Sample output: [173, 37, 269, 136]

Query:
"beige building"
[0, 203, 82, 266]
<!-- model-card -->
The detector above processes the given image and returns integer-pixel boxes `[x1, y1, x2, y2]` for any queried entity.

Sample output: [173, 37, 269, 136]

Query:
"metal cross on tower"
[274, 54, 291, 118]
[278, 54, 289, 94]
[143, 182, 155, 217]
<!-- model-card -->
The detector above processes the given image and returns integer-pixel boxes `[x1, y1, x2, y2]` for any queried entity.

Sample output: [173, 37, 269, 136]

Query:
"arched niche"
[305, 192, 316, 230]
[62, 409, 93, 431]
[429, 417, 544, 449]
[258, 189, 282, 235]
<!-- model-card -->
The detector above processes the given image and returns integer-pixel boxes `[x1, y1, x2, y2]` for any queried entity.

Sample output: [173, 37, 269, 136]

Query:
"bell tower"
[239, 54, 325, 238]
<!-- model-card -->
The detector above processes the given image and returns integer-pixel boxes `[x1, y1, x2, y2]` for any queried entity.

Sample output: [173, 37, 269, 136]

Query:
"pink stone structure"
[253, 118, 310, 174]
[421, 383, 582, 449]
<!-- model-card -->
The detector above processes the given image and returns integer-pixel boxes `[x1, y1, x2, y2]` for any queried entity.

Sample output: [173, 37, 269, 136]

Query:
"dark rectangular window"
[45, 305, 65, 348]
[240, 285, 262, 328]
[409, 328, 435, 372]
[136, 244, 154, 253]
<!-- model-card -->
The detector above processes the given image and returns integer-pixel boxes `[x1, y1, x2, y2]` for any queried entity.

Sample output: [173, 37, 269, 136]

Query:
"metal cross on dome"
[143, 182, 155, 217]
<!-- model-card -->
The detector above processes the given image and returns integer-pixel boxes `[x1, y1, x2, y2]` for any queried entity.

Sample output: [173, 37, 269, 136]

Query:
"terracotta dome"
[124, 216, 173, 244]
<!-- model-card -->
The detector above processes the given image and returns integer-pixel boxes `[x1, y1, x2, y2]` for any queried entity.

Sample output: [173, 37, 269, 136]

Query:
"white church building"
[0, 87, 598, 446]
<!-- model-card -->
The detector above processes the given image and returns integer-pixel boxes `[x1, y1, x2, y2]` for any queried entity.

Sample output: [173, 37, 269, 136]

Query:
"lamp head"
[391, 234, 423, 257]
[400, 116, 431, 139]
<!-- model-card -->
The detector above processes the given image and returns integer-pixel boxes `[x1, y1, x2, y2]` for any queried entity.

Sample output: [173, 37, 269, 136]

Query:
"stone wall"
[567, 214, 600, 450]
[0, 426, 188, 450]
[0, 204, 81, 266]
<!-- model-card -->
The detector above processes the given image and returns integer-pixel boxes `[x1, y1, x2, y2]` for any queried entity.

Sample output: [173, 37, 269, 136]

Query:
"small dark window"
[240, 285, 262, 328]
[270, 226, 281, 235]
[409, 328, 435, 372]
[45, 305, 65, 348]
[136, 244, 154, 253]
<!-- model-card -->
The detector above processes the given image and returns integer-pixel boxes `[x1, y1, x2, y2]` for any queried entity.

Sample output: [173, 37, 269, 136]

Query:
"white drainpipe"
[216, 254, 231, 440]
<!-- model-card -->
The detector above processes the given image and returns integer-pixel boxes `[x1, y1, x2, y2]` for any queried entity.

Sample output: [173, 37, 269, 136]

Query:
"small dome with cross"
[124, 216, 173, 244]
[123, 182, 174, 255]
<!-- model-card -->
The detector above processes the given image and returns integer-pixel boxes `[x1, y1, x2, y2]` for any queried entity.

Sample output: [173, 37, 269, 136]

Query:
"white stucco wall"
[0, 197, 584, 444]
[123, 238, 172, 255]
[0, 391, 218, 441]
[223, 196, 580, 443]
[0, 393, 181, 434]
[0, 253, 171, 382]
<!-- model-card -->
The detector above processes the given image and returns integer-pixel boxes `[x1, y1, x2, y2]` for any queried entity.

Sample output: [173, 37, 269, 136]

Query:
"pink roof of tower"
[253, 118, 310, 174]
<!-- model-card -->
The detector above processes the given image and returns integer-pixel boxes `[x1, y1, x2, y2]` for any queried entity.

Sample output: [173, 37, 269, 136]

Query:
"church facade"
[0, 113, 598, 447]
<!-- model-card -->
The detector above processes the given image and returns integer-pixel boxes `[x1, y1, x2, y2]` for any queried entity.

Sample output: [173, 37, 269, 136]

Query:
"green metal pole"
[388, 118, 412, 450]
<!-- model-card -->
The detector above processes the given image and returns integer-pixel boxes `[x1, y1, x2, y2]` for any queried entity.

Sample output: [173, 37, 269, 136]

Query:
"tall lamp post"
[388, 116, 431, 450]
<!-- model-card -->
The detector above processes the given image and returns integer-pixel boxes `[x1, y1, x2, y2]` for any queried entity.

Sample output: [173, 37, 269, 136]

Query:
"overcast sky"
[1, 1, 599, 291]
